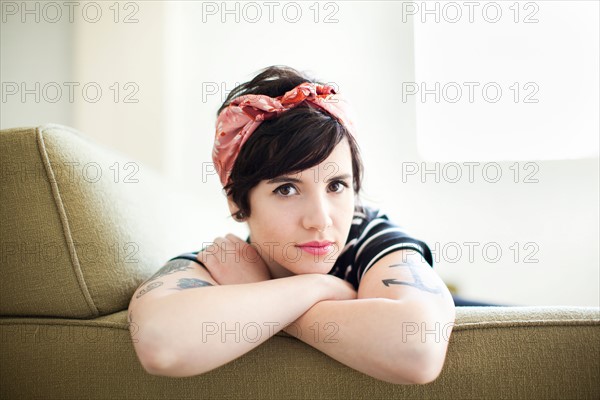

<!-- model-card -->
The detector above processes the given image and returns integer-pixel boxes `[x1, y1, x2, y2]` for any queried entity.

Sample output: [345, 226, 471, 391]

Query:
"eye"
[273, 183, 298, 197]
[273, 180, 350, 198]
[329, 180, 349, 193]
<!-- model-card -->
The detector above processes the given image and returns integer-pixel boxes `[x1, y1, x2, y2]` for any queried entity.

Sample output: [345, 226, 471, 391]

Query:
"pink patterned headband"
[212, 81, 357, 187]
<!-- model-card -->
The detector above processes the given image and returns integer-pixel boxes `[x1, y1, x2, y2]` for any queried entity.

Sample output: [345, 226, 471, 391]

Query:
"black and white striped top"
[328, 206, 433, 290]
[169, 206, 433, 290]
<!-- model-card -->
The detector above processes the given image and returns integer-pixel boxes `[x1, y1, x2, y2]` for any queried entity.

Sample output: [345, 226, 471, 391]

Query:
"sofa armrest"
[1, 124, 201, 318]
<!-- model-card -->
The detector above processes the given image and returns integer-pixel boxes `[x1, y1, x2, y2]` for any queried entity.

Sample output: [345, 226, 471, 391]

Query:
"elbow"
[408, 351, 446, 385]
[136, 337, 208, 378]
[130, 318, 182, 377]
[132, 320, 221, 378]
[403, 342, 449, 385]
[384, 350, 445, 385]
[140, 352, 174, 377]
[142, 355, 217, 378]
[140, 348, 210, 378]
[136, 339, 215, 378]
[396, 299, 455, 385]
[129, 308, 201, 377]
[135, 340, 178, 377]
[385, 334, 450, 385]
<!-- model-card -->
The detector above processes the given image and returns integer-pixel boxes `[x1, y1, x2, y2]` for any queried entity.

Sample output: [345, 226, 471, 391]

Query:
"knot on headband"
[212, 81, 357, 187]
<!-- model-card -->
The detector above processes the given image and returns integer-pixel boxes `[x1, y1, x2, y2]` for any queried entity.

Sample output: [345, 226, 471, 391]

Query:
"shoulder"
[342, 204, 409, 266]
[350, 204, 434, 272]
[330, 205, 411, 287]
[168, 251, 206, 269]
[350, 205, 400, 241]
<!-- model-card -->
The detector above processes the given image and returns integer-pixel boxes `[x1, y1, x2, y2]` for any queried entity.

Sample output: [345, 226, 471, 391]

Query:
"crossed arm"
[281, 249, 456, 385]
[129, 249, 455, 384]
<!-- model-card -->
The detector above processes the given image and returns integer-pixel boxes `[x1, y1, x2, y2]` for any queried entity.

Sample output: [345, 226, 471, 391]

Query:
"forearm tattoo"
[382, 263, 444, 295]
[135, 259, 213, 299]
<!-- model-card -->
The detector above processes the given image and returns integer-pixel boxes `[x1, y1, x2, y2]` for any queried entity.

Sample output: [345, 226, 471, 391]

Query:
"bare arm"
[282, 250, 456, 385]
[128, 260, 353, 378]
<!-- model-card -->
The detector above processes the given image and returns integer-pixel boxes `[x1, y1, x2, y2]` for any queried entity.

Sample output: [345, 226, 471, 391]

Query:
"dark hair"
[218, 65, 364, 220]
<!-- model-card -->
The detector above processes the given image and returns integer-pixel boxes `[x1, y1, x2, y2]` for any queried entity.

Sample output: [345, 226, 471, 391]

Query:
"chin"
[288, 261, 336, 275]
[279, 247, 340, 274]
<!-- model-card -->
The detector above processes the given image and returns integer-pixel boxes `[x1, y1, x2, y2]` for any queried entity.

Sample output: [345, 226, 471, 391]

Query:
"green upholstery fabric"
[1, 308, 598, 399]
[1, 125, 599, 399]
[0, 125, 182, 317]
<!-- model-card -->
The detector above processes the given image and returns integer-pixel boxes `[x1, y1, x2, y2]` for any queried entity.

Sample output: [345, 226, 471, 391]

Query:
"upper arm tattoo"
[135, 259, 213, 299]
[141, 259, 195, 285]
[175, 278, 213, 290]
[136, 281, 164, 299]
[382, 263, 444, 295]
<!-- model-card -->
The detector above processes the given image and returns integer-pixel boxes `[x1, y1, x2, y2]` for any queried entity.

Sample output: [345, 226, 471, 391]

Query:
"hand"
[282, 275, 357, 337]
[320, 274, 358, 301]
[198, 233, 272, 285]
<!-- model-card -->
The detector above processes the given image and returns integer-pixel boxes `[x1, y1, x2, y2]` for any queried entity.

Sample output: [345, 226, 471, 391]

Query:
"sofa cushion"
[1, 124, 189, 318]
[0, 306, 598, 399]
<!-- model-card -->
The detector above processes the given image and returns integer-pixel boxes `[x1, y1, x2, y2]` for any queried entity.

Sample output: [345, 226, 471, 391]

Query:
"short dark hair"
[217, 65, 364, 220]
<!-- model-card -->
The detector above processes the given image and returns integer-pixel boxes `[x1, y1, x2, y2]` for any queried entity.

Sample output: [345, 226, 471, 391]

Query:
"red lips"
[296, 241, 334, 248]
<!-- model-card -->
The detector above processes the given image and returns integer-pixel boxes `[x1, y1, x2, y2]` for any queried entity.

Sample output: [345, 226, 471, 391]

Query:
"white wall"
[71, 1, 166, 173]
[0, 2, 73, 128]
[1, 1, 598, 306]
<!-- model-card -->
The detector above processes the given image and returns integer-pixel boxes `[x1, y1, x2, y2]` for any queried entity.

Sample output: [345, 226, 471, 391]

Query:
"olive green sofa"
[1, 124, 599, 399]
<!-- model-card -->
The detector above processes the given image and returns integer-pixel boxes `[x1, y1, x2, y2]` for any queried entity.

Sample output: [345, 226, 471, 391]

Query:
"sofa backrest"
[1, 124, 188, 318]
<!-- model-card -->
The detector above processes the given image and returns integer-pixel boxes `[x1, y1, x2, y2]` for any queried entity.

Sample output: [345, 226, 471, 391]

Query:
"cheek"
[337, 205, 355, 237]
[251, 208, 292, 239]
[338, 195, 355, 216]
[254, 202, 293, 227]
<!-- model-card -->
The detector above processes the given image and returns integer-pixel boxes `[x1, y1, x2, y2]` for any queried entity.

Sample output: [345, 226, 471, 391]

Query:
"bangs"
[230, 106, 347, 184]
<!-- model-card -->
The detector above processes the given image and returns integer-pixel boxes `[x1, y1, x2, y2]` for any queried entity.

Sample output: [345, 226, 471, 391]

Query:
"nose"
[302, 192, 333, 233]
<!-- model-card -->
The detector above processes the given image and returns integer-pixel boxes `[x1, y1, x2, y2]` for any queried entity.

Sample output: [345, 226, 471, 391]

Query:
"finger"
[229, 234, 258, 256]
[213, 237, 228, 253]
[225, 233, 251, 255]
[225, 233, 245, 245]
[215, 236, 243, 264]
[199, 237, 226, 263]
[220, 236, 240, 253]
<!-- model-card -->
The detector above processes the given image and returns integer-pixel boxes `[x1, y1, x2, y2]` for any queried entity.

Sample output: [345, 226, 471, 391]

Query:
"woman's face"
[242, 138, 356, 278]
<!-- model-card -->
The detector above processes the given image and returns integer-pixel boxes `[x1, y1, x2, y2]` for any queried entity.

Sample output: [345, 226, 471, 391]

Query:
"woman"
[128, 66, 456, 385]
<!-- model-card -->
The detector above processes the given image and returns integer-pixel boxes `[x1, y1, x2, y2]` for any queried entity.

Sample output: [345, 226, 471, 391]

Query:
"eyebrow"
[267, 173, 352, 185]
